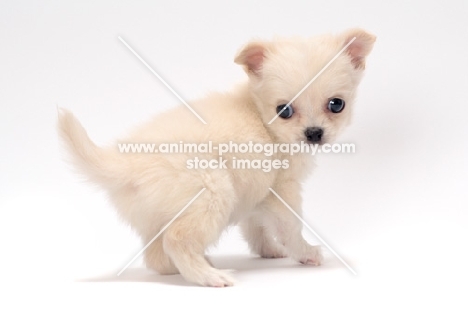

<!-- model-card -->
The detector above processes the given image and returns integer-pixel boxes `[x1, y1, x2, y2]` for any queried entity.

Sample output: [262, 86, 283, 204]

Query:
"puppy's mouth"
[301, 139, 326, 146]
[294, 140, 325, 151]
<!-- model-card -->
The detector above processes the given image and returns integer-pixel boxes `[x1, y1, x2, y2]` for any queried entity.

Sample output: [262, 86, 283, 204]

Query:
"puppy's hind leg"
[144, 238, 179, 275]
[163, 183, 236, 287]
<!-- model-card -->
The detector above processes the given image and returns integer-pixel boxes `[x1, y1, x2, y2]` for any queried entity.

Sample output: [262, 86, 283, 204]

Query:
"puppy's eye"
[276, 104, 294, 119]
[328, 98, 345, 113]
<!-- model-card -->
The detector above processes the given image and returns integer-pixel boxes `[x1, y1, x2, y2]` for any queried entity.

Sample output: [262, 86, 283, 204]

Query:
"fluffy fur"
[58, 28, 375, 287]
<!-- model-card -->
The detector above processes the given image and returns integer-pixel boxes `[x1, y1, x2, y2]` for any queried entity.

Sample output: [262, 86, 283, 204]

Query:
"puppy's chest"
[229, 154, 313, 223]
[228, 168, 275, 222]
[280, 153, 315, 181]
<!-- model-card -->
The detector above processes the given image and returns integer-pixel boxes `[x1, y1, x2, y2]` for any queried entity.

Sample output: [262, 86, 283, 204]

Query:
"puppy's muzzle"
[305, 127, 323, 143]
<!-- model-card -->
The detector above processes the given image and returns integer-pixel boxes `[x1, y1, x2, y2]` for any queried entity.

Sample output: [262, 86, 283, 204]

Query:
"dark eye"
[328, 98, 345, 113]
[276, 104, 294, 119]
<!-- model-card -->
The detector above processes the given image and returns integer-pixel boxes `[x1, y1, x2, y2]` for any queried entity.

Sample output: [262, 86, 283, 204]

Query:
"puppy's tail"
[57, 108, 126, 186]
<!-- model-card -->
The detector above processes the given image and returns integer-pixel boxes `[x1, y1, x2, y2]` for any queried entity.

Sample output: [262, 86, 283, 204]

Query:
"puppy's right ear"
[234, 41, 269, 77]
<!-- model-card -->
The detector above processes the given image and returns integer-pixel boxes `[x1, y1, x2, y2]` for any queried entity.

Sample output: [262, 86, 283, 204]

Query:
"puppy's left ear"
[341, 28, 376, 70]
[234, 41, 269, 77]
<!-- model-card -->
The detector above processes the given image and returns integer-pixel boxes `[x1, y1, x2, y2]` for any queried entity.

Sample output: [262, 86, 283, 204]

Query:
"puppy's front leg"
[262, 181, 323, 266]
[240, 216, 288, 258]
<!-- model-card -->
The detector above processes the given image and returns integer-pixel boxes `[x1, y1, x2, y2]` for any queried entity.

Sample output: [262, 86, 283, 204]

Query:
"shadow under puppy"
[58, 28, 375, 287]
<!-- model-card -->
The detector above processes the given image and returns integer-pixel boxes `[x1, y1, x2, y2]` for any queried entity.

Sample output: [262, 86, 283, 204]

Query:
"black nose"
[305, 127, 323, 142]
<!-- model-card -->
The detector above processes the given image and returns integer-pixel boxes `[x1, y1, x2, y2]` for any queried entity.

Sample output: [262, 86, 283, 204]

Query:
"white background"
[1, 0, 467, 310]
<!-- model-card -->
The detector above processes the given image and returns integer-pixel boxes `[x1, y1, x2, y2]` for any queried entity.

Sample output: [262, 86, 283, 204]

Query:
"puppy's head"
[235, 28, 376, 144]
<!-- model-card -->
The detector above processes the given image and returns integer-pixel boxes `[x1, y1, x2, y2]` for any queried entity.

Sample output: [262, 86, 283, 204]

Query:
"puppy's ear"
[341, 28, 376, 70]
[234, 41, 269, 77]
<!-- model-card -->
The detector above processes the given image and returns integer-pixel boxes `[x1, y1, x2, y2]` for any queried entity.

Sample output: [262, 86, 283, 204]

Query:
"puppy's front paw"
[260, 243, 288, 259]
[299, 245, 323, 266]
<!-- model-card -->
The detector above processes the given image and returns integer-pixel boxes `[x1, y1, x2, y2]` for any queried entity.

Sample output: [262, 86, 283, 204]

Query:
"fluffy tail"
[57, 108, 126, 186]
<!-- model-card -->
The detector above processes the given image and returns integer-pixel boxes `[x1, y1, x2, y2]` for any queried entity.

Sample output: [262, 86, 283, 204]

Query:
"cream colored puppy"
[58, 28, 375, 287]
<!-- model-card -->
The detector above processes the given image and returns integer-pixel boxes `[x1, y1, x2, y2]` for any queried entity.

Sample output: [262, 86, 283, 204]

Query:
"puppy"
[58, 28, 375, 287]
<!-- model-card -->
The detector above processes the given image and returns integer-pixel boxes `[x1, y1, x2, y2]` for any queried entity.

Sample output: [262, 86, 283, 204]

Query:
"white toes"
[299, 245, 323, 266]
